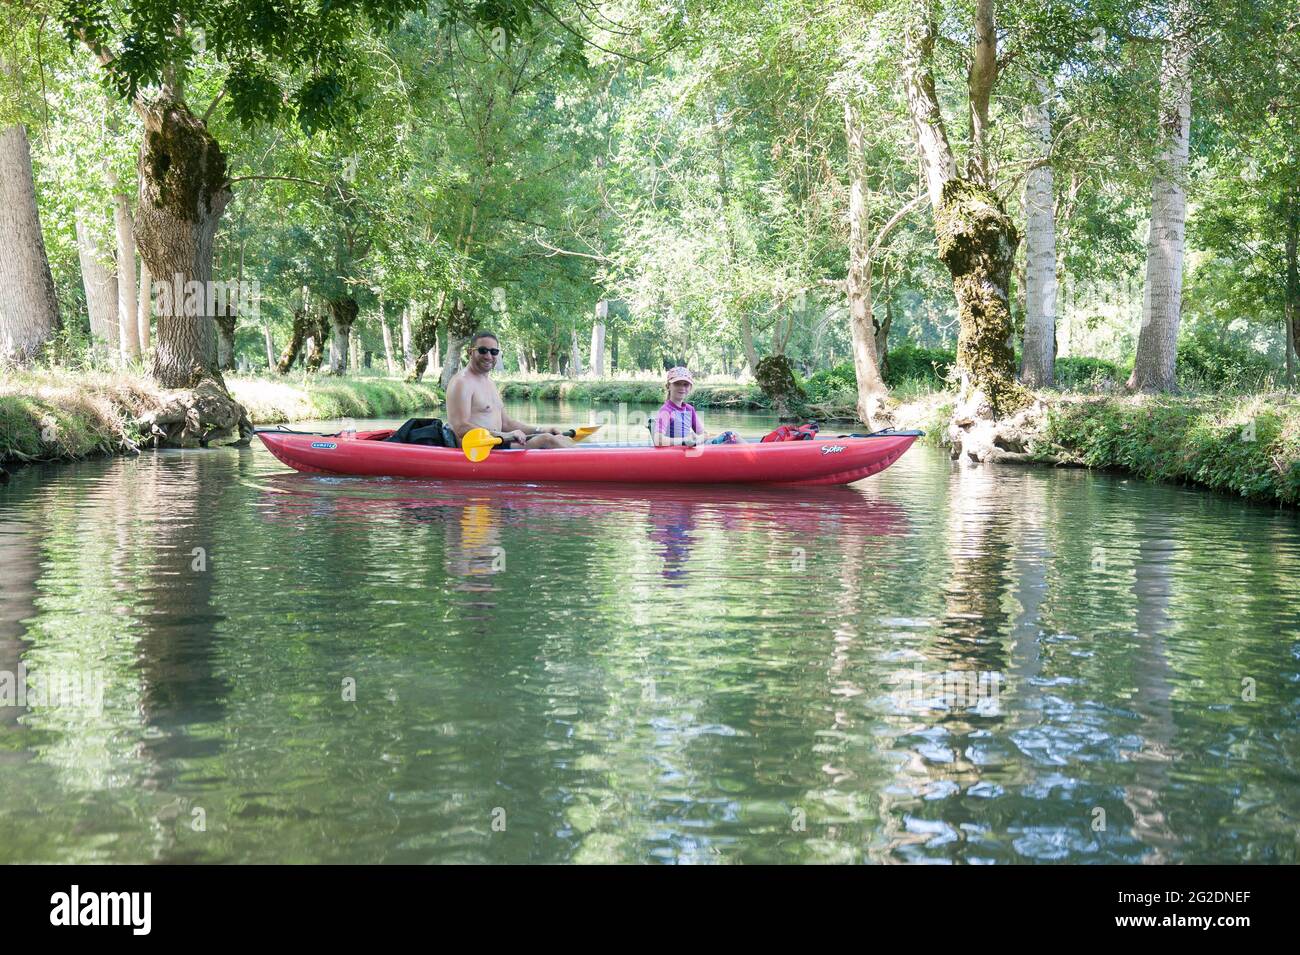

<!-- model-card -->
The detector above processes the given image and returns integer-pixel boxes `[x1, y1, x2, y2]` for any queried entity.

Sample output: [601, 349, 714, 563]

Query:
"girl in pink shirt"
[653, 367, 740, 446]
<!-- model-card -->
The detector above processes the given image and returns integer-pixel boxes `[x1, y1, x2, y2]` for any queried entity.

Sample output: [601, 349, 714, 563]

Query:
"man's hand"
[502, 430, 528, 445]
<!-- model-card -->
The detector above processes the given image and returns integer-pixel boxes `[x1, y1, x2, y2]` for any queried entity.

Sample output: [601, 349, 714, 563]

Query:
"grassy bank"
[0, 369, 442, 471]
[1036, 392, 1300, 505]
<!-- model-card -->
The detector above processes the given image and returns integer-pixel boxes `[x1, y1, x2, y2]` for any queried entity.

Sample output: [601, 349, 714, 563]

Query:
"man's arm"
[446, 375, 475, 437]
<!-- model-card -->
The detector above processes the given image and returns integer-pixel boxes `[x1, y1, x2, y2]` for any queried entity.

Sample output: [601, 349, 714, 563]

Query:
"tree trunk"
[1284, 187, 1298, 388]
[215, 305, 236, 371]
[876, 271, 893, 374]
[610, 325, 618, 374]
[0, 124, 60, 363]
[262, 321, 275, 369]
[277, 305, 308, 374]
[109, 169, 141, 363]
[327, 296, 358, 375]
[570, 327, 584, 377]
[75, 211, 119, 357]
[845, 101, 890, 425]
[740, 314, 759, 375]
[438, 298, 473, 388]
[400, 306, 414, 372]
[408, 300, 443, 382]
[136, 100, 232, 389]
[138, 259, 152, 350]
[904, 3, 1024, 422]
[304, 308, 328, 373]
[380, 314, 397, 375]
[1128, 14, 1192, 393]
[590, 311, 606, 378]
[1021, 79, 1056, 388]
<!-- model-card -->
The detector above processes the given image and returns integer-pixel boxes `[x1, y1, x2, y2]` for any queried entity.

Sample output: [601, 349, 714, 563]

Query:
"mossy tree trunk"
[327, 296, 358, 375]
[277, 302, 309, 374]
[136, 99, 232, 389]
[904, 0, 1026, 429]
[408, 296, 443, 382]
[304, 309, 329, 373]
[936, 179, 1024, 416]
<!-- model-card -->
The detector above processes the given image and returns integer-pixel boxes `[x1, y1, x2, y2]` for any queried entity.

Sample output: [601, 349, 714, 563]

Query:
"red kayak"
[256, 428, 921, 487]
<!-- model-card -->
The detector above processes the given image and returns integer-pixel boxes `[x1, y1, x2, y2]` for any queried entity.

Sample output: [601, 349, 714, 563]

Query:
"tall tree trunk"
[408, 299, 444, 382]
[75, 211, 119, 357]
[1021, 78, 1056, 388]
[610, 325, 618, 374]
[1284, 188, 1298, 388]
[304, 308, 328, 373]
[904, 2, 1024, 423]
[327, 296, 358, 375]
[0, 124, 60, 363]
[109, 169, 141, 362]
[215, 304, 236, 371]
[380, 314, 397, 375]
[876, 270, 893, 374]
[401, 306, 414, 372]
[136, 100, 232, 388]
[570, 327, 584, 377]
[590, 302, 607, 377]
[845, 101, 890, 426]
[137, 259, 152, 350]
[277, 306, 308, 374]
[1128, 13, 1193, 393]
[262, 321, 275, 369]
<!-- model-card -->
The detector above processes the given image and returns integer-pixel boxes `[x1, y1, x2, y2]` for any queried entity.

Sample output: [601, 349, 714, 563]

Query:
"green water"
[1, 400, 1298, 863]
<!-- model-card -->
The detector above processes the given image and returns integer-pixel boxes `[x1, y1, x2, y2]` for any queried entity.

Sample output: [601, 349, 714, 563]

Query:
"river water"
[1, 400, 1298, 863]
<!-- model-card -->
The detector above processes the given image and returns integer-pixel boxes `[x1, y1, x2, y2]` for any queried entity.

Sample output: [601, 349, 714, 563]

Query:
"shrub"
[883, 344, 955, 388]
[1176, 333, 1278, 392]
[1054, 356, 1123, 391]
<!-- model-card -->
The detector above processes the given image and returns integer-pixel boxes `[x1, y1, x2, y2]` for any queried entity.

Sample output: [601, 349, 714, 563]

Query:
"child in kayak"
[653, 367, 741, 447]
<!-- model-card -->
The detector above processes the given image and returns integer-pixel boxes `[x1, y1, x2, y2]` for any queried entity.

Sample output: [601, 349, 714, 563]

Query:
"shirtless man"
[445, 331, 576, 449]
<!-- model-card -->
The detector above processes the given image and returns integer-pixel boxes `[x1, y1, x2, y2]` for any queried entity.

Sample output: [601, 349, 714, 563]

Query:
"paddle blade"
[461, 428, 500, 463]
[571, 425, 602, 442]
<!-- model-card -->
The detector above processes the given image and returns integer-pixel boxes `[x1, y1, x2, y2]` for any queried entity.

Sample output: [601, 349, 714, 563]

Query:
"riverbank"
[0, 369, 442, 473]
[894, 387, 1300, 506]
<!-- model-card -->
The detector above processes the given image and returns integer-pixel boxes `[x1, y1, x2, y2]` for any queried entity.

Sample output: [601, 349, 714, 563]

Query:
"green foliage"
[884, 344, 955, 388]
[1176, 330, 1279, 392]
[1053, 356, 1123, 391]
[1040, 395, 1300, 504]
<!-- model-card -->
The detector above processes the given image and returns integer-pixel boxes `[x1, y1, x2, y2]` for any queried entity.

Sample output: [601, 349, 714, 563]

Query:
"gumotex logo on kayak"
[311, 442, 337, 449]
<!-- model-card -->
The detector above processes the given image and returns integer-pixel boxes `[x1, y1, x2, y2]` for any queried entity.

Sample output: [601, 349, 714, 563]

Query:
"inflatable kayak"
[256, 427, 922, 487]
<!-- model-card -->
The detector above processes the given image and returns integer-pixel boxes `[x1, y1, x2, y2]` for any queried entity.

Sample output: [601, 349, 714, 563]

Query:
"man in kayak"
[446, 331, 576, 449]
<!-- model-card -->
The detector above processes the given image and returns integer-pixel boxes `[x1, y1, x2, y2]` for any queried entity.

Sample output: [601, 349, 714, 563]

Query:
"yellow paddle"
[461, 425, 601, 462]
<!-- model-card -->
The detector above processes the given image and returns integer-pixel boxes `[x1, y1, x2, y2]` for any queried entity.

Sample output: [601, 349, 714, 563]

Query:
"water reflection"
[0, 409, 1298, 863]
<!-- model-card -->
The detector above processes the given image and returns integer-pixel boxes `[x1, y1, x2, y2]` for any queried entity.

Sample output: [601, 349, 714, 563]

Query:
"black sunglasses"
[475, 347, 501, 356]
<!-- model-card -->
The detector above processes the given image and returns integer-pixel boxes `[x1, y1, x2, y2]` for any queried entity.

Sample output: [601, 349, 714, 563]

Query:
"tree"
[0, 18, 61, 364]
[59, 0, 539, 391]
[1128, 0, 1194, 392]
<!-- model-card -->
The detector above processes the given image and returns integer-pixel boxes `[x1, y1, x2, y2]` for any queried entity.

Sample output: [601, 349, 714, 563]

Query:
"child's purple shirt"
[654, 400, 702, 439]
